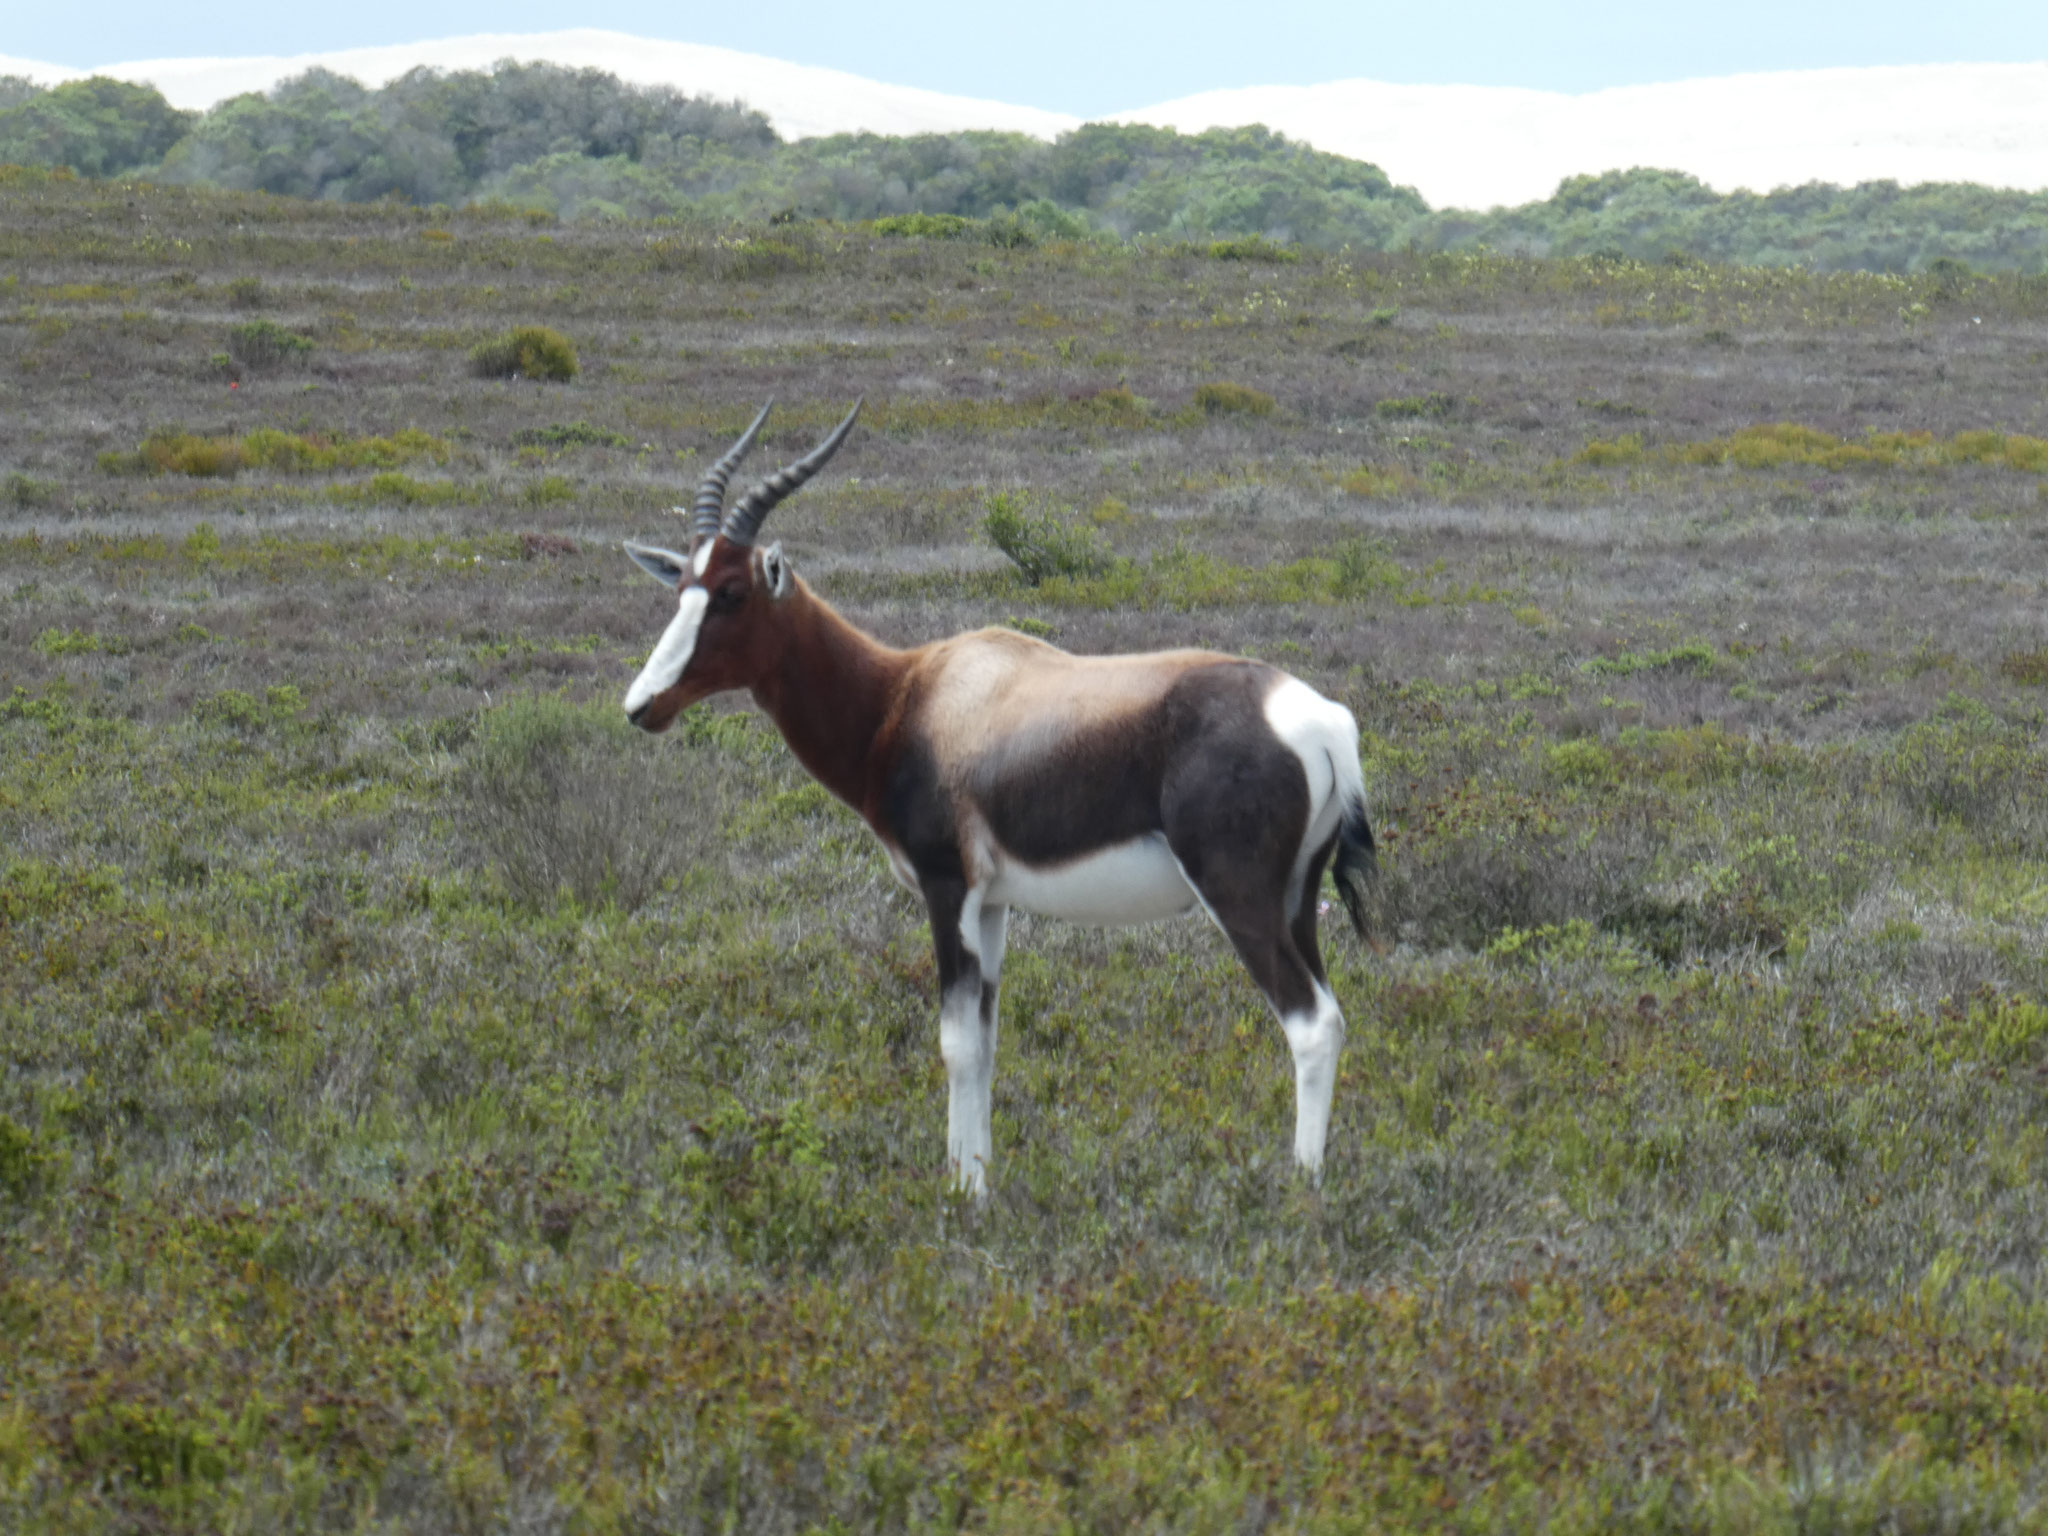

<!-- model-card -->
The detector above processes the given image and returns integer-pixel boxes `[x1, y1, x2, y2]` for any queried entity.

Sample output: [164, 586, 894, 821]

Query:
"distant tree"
[0, 77, 195, 177]
[163, 62, 774, 206]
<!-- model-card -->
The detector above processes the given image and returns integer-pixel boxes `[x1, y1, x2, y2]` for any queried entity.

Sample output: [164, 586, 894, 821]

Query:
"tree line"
[3, 64, 2045, 272]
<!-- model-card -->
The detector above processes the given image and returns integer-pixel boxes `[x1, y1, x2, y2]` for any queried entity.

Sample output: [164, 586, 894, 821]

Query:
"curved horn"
[722, 398, 863, 547]
[690, 400, 773, 550]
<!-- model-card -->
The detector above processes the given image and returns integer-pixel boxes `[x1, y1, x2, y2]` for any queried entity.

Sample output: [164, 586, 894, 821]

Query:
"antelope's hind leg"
[1167, 802, 1346, 1180]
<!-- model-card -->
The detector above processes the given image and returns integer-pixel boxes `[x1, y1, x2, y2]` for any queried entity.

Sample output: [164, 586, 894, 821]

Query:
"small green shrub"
[1194, 381, 1277, 417]
[512, 420, 631, 450]
[1014, 199, 1092, 240]
[225, 276, 268, 309]
[0, 1113, 58, 1203]
[1999, 648, 2048, 686]
[1583, 642, 1716, 677]
[873, 213, 971, 240]
[3, 471, 62, 508]
[1340, 465, 1420, 499]
[1208, 236, 1298, 263]
[1374, 392, 1457, 420]
[1576, 433, 1645, 466]
[980, 213, 1036, 249]
[983, 493, 1112, 585]
[469, 325, 579, 382]
[195, 684, 305, 735]
[100, 431, 246, 478]
[457, 694, 728, 912]
[226, 318, 313, 369]
[99, 426, 449, 479]
[680, 1100, 849, 1268]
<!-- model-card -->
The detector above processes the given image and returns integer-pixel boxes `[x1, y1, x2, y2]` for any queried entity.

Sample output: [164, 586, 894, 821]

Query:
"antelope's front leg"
[926, 878, 997, 1197]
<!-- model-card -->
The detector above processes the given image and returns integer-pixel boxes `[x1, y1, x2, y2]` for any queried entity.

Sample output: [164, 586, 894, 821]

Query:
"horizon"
[6, 31, 2047, 210]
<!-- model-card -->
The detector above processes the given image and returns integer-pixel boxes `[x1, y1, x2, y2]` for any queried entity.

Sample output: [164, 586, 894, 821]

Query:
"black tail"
[1330, 793, 1378, 943]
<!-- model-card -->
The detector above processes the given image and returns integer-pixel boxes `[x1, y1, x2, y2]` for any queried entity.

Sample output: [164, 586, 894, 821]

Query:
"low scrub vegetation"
[98, 427, 452, 478]
[1578, 421, 2048, 474]
[1194, 380, 1278, 417]
[468, 324, 579, 381]
[5, 170, 2048, 1530]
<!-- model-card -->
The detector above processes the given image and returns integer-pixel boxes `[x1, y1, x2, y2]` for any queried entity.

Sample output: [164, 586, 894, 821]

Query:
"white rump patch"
[986, 834, 1197, 927]
[624, 586, 708, 715]
[1262, 676, 1365, 916]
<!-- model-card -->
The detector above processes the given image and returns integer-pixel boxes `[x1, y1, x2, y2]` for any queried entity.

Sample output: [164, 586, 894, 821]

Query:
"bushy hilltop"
[3, 62, 2047, 271]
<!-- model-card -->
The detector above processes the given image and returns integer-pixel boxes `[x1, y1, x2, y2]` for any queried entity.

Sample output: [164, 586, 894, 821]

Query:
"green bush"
[983, 493, 1112, 585]
[1374, 392, 1457, 420]
[1999, 648, 2048, 686]
[457, 694, 728, 912]
[0, 1113, 59, 1203]
[226, 318, 314, 369]
[469, 325, 579, 382]
[872, 212, 971, 240]
[4, 471, 63, 508]
[1208, 235, 1298, 263]
[1193, 381, 1277, 417]
[512, 420, 631, 450]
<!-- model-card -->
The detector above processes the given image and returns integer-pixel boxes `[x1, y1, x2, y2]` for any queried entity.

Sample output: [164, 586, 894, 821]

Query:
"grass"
[3, 172, 2048, 1532]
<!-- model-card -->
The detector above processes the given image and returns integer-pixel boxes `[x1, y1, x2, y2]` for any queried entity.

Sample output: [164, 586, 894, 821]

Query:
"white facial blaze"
[624, 586, 708, 715]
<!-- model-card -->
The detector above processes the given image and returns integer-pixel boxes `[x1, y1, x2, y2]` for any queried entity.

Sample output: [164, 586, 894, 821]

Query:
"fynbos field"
[4, 166, 2048, 1531]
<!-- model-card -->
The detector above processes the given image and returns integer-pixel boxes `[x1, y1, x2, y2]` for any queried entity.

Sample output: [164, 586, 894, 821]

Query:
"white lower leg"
[940, 984, 993, 1197]
[1280, 984, 1345, 1178]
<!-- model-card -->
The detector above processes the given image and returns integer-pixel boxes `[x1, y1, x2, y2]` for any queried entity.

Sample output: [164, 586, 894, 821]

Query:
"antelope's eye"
[710, 581, 746, 612]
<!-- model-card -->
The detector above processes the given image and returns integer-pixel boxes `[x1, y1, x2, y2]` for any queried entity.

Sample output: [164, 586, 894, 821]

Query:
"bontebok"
[624, 401, 1378, 1196]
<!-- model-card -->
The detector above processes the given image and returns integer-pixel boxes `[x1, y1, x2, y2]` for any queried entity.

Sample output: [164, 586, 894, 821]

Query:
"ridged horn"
[689, 400, 773, 550]
[722, 398, 863, 547]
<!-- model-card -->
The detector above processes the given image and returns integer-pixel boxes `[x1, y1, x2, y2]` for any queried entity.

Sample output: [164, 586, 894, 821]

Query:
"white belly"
[986, 834, 1197, 927]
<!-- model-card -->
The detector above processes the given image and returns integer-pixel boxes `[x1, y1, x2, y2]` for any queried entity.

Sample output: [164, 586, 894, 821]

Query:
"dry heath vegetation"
[5, 167, 2048, 1532]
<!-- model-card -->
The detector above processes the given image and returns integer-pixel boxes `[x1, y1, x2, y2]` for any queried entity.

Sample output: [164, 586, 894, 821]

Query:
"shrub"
[225, 276, 268, 309]
[4, 471, 63, 508]
[980, 213, 1036, 249]
[1340, 465, 1419, 499]
[1998, 648, 2048, 686]
[983, 493, 1111, 585]
[100, 426, 449, 478]
[1374, 392, 1456, 420]
[1014, 199, 1092, 240]
[226, 318, 314, 369]
[1208, 236, 1298, 263]
[1884, 704, 2048, 849]
[1194, 381, 1277, 418]
[1575, 434, 1645, 467]
[469, 325, 578, 381]
[0, 1113, 58, 1203]
[456, 694, 728, 912]
[872, 212, 971, 240]
[100, 431, 246, 478]
[512, 420, 630, 450]
[1582, 642, 1717, 677]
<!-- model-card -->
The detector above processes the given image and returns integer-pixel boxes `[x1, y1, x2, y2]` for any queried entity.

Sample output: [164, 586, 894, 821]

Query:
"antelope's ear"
[623, 541, 690, 589]
[759, 541, 794, 600]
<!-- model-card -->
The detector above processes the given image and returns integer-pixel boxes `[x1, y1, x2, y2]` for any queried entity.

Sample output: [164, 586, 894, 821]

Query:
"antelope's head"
[622, 399, 861, 733]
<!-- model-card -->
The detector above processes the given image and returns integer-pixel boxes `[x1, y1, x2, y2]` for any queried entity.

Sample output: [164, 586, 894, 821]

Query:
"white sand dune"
[5, 34, 2046, 210]
[0, 30, 1079, 144]
[1116, 64, 2048, 208]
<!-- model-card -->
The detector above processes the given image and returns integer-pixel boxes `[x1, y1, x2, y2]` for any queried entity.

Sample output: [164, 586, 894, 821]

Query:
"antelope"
[623, 400, 1377, 1196]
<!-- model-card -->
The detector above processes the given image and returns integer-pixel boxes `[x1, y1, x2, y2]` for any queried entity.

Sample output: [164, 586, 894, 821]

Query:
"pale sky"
[13, 0, 2048, 116]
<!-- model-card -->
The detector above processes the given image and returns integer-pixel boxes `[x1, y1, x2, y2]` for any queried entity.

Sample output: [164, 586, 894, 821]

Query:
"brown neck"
[748, 578, 912, 821]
